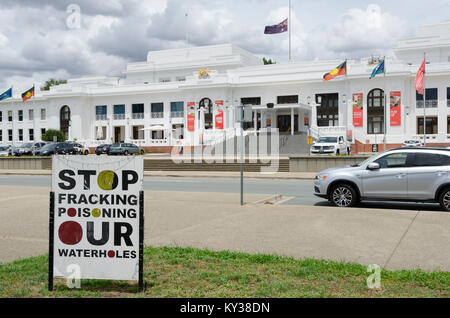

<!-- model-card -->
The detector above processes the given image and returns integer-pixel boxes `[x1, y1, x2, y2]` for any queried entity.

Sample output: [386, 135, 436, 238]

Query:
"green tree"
[263, 57, 276, 65]
[42, 129, 67, 142]
[40, 79, 67, 91]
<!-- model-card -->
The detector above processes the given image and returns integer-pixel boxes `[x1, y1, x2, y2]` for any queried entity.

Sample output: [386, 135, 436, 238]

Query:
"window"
[0, 111, 2, 122]
[29, 129, 34, 141]
[18, 129, 23, 141]
[8, 129, 12, 141]
[447, 87, 450, 107]
[159, 78, 170, 83]
[29, 109, 34, 120]
[277, 95, 298, 104]
[374, 153, 409, 169]
[448, 117, 450, 134]
[417, 117, 438, 134]
[151, 103, 164, 119]
[316, 93, 339, 127]
[0, 130, 2, 142]
[411, 153, 445, 167]
[41, 128, 46, 137]
[132, 104, 144, 119]
[367, 89, 385, 134]
[18, 110, 23, 121]
[8, 111, 12, 121]
[416, 88, 438, 108]
[96, 105, 107, 120]
[176, 76, 186, 82]
[170, 102, 184, 118]
[241, 97, 261, 105]
[113, 104, 125, 120]
[41, 108, 46, 120]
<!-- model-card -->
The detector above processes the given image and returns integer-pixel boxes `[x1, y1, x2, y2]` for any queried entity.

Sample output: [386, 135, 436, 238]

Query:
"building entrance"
[277, 115, 298, 133]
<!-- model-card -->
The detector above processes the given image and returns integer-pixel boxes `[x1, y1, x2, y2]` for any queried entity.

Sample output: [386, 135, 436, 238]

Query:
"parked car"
[310, 136, 350, 156]
[55, 142, 79, 155]
[95, 144, 111, 155]
[10, 144, 22, 156]
[72, 143, 89, 155]
[108, 143, 144, 156]
[0, 146, 9, 156]
[313, 147, 450, 211]
[37, 143, 58, 156]
[16, 142, 47, 156]
[402, 140, 423, 147]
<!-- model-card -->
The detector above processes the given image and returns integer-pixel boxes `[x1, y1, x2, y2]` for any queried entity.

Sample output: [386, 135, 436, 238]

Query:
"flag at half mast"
[264, 18, 288, 34]
[22, 86, 34, 102]
[323, 61, 347, 81]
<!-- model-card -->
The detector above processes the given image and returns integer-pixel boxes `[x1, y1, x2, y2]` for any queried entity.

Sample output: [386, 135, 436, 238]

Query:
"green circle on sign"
[97, 170, 118, 191]
[92, 208, 101, 218]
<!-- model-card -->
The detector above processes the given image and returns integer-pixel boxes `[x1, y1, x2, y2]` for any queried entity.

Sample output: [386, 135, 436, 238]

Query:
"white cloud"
[0, 32, 8, 48]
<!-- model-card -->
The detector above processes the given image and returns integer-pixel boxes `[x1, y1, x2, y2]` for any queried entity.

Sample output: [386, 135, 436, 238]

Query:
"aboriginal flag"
[22, 86, 34, 102]
[323, 61, 347, 81]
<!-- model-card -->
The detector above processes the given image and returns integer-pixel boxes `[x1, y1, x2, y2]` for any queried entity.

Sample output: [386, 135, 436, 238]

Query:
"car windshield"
[316, 137, 337, 143]
[21, 143, 33, 148]
[41, 143, 57, 150]
[112, 143, 121, 147]
[0, 147, 7, 151]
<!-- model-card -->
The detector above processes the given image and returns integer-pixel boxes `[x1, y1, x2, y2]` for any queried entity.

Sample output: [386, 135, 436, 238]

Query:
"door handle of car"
[397, 173, 407, 178]
[435, 171, 445, 176]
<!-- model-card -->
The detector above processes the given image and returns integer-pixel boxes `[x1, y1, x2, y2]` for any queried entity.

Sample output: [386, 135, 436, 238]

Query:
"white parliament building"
[1, 22, 450, 153]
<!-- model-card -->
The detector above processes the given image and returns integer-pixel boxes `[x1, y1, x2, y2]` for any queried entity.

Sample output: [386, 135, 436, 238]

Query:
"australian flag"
[264, 18, 288, 34]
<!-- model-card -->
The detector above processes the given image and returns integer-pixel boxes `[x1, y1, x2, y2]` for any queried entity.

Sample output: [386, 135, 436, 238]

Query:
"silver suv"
[313, 147, 450, 211]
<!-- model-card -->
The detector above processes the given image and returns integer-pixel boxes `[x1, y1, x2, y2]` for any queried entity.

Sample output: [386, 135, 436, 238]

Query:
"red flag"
[415, 59, 426, 95]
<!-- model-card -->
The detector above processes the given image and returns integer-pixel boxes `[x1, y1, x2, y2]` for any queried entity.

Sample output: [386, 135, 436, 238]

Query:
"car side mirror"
[367, 162, 380, 170]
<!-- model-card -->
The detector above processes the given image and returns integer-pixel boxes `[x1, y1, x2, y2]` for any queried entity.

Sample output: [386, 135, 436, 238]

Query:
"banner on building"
[352, 93, 363, 127]
[187, 102, 196, 132]
[49, 156, 144, 290]
[214, 101, 224, 130]
[390, 91, 401, 126]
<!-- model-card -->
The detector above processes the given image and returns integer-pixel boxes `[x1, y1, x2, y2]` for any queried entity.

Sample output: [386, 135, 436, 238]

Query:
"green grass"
[0, 247, 448, 298]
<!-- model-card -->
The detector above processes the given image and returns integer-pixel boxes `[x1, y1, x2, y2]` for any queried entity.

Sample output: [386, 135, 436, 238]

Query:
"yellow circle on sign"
[97, 170, 117, 190]
[92, 208, 101, 218]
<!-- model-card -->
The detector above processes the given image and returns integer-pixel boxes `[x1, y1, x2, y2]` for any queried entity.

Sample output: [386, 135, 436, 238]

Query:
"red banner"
[390, 92, 401, 126]
[187, 102, 196, 132]
[215, 109, 224, 130]
[352, 93, 363, 127]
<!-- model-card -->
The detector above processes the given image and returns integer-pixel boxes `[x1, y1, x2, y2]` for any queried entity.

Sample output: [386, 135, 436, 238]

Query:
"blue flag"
[264, 19, 288, 34]
[369, 60, 385, 79]
[0, 87, 12, 101]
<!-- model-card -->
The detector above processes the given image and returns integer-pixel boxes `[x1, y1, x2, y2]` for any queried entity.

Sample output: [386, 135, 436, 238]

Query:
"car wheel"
[124, 150, 129, 156]
[438, 187, 450, 212]
[329, 184, 358, 208]
[336, 149, 340, 156]
[347, 147, 350, 155]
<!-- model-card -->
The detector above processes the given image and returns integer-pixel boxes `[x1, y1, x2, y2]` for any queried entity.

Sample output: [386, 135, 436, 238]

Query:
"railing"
[130, 139, 146, 146]
[113, 114, 125, 120]
[171, 111, 184, 118]
[96, 114, 107, 121]
[151, 112, 164, 119]
[132, 113, 144, 120]
[416, 100, 438, 108]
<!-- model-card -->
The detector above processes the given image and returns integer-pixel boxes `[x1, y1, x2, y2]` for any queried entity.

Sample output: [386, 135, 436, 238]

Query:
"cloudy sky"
[0, 0, 449, 92]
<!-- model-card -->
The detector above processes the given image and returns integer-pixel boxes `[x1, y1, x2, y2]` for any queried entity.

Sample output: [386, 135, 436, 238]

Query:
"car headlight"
[315, 174, 328, 181]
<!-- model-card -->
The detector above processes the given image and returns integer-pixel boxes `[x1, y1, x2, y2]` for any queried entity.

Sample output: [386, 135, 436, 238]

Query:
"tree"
[41, 79, 67, 91]
[42, 129, 67, 142]
[263, 57, 276, 65]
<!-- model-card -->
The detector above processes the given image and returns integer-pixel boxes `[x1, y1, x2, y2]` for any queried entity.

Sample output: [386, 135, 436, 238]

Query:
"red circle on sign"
[67, 208, 77, 217]
[58, 221, 83, 245]
[108, 250, 115, 258]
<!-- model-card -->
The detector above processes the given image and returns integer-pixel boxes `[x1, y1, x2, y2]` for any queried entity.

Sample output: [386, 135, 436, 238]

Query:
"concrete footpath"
[0, 169, 318, 179]
[0, 186, 449, 272]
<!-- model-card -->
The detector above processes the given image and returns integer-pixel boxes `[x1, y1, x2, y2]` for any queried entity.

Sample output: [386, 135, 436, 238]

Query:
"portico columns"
[291, 107, 294, 136]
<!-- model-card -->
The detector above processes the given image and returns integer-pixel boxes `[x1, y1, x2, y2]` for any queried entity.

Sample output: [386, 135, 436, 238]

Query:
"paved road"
[0, 175, 445, 212]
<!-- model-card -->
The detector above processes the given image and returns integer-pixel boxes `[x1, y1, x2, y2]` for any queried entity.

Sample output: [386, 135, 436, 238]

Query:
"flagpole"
[423, 53, 426, 147]
[289, 0, 291, 62]
[383, 56, 387, 151]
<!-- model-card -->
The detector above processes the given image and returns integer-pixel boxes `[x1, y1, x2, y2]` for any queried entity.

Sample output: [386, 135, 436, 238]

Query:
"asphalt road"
[0, 175, 445, 212]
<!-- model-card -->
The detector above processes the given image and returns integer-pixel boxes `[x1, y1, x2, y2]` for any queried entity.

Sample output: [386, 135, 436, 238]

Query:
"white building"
[1, 22, 449, 153]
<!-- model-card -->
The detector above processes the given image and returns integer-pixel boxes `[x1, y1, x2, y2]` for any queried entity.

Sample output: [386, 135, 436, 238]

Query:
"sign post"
[49, 156, 144, 291]
[235, 105, 253, 206]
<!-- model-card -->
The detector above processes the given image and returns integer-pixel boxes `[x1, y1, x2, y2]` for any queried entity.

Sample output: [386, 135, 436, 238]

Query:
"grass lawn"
[0, 246, 448, 298]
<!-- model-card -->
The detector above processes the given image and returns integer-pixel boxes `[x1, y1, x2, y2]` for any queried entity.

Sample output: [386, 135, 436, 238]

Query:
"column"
[291, 107, 294, 136]
[253, 109, 257, 133]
